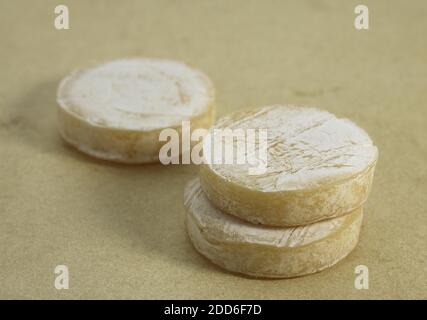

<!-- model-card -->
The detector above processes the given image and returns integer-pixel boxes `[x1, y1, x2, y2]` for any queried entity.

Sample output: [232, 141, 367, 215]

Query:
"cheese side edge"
[184, 178, 363, 278]
[200, 162, 374, 226]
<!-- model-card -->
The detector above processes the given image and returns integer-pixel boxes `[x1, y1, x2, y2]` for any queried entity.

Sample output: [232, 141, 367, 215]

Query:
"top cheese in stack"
[200, 105, 378, 226]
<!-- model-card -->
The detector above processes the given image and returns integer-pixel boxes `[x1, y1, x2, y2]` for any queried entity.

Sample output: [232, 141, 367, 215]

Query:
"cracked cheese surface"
[200, 105, 377, 226]
[207, 105, 378, 191]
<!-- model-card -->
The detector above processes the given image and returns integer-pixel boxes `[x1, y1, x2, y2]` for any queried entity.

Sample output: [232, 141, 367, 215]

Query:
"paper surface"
[1, 0, 426, 299]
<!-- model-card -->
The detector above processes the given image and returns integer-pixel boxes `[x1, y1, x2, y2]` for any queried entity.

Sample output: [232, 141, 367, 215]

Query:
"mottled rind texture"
[185, 179, 363, 278]
[57, 105, 215, 163]
[200, 105, 378, 226]
[57, 58, 216, 163]
[200, 161, 375, 226]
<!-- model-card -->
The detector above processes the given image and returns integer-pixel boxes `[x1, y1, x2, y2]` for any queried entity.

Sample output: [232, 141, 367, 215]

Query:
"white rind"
[200, 105, 377, 226]
[185, 178, 363, 278]
[57, 58, 215, 163]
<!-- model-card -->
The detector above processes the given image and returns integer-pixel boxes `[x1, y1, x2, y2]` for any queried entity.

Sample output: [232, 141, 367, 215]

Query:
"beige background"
[1, 0, 426, 299]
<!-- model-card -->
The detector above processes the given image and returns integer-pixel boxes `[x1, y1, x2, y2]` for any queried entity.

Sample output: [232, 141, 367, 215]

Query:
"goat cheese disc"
[57, 58, 215, 163]
[200, 105, 377, 226]
[185, 178, 363, 278]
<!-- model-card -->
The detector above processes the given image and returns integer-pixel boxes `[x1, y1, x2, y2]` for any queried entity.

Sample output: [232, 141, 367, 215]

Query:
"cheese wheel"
[200, 105, 377, 226]
[185, 178, 363, 278]
[57, 58, 215, 163]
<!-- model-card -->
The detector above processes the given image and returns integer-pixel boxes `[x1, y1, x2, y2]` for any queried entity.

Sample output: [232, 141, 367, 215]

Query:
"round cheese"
[57, 58, 215, 163]
[185, 178, 363, 278]
[200, 105, 377, 226]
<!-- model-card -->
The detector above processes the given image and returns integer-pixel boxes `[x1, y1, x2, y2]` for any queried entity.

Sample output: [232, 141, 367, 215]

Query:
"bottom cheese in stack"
[184, 178, 363, 278]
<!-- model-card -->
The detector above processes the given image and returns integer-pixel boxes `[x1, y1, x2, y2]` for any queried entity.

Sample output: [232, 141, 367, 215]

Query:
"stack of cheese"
[184, 105, 378, 278]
